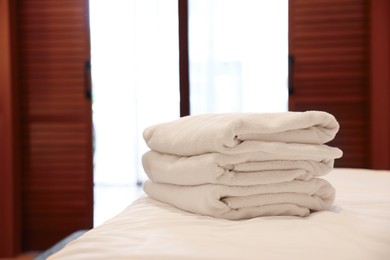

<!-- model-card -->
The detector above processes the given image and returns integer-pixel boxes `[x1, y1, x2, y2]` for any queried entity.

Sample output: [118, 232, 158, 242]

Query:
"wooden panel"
[370, 0, 390, 169]
[0, 0, 21, 257]
[18, 0, 93, 250]
[289, 0, 370, 168]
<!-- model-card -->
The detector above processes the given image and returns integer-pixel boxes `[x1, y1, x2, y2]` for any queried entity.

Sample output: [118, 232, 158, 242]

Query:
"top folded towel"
[143, 111, 340, 156]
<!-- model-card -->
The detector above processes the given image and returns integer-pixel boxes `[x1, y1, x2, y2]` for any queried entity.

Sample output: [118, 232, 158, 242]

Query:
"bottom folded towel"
[143, 178, 335, 220]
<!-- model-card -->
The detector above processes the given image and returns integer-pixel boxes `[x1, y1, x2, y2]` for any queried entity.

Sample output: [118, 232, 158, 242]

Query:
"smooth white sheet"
[49, 168, 390, 260]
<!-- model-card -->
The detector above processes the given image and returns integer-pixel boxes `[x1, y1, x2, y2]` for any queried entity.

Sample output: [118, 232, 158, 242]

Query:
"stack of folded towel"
[142, 111, 343, 220]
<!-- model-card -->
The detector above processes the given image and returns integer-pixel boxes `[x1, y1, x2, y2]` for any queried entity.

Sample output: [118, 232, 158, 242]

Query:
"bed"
[48, 168, 390, 260]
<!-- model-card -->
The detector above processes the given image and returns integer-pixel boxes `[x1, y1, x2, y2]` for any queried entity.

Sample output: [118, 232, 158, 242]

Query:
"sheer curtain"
[189, 0, 288, 114]
[89, 0, 287, 226]
[89, 0, 179, 225]
[90, 0, 179, 185]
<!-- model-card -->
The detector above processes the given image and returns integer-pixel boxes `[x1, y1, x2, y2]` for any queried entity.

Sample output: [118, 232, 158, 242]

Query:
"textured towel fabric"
[143, 111, 340, 156]
[143, 178, 335, 220]
[142, 142, 342, 186]
[142, 111, 342, 219]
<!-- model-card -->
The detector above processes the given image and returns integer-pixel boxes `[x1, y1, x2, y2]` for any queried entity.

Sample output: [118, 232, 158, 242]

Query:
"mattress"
[48, 168, 390, 260]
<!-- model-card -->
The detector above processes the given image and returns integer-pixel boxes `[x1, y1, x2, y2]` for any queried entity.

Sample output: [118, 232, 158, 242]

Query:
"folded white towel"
[143, 111, 340, 156]
[143, 178, 335, 220]
[142, 142, 342, 186]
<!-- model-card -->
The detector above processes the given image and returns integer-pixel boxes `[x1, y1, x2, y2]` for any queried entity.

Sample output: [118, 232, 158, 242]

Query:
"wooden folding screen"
[17, 0, 93, 250]
[289, 0, 370, 168]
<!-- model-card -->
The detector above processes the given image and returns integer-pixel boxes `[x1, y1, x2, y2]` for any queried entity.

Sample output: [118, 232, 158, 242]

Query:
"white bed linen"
[49, 168, 390, 260]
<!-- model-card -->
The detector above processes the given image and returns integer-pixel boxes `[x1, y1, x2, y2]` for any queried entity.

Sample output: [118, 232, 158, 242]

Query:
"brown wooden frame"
[0, 0, 21, 257]
[179, 0, 190, 117]
[370, 0, 390, 169]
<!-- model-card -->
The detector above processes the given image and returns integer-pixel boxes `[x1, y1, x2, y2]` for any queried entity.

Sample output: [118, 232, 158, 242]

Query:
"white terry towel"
[143, 111, 340, 156]
[142, 142, 342, 186]
[144, 178, 335, 220]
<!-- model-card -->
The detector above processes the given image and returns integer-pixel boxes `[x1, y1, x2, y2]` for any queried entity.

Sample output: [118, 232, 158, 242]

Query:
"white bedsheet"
[49, 168, 390, 260]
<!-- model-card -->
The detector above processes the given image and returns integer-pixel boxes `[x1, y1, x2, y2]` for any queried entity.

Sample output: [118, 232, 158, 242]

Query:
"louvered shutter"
[18, 0, 93, 250]
[289, 0, 370, 168]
